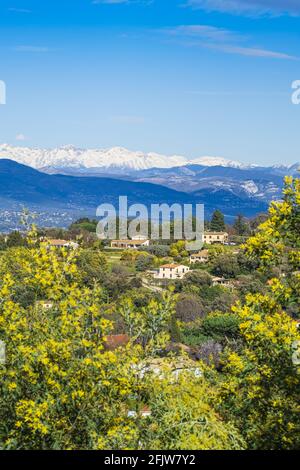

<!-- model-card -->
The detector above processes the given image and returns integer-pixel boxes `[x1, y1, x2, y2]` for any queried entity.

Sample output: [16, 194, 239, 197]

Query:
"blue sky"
[0, 0, 299, 165]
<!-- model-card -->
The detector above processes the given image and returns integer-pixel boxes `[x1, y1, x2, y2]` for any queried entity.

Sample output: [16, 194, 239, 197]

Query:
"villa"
[203, 232, 228, 245]
[190, 249, 209, 264]
[212, 276, 234, 288]
[110, 239, 150, 249]
[47, 239, 79, 249]
[154, 264, 190, 280]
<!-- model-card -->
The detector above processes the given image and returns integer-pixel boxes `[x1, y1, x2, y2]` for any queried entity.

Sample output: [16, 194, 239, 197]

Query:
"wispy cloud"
[15, 133, 27, 142]
[14, 45, 51, 53]
[8, 7, 32, 13]
[160, 24, 239, 42]
[206, 43, 297, 59]
[158, 24, 297, 60]
[184, 0, 300, 17]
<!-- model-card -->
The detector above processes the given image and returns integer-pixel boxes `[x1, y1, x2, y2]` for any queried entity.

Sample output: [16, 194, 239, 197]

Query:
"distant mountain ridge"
[1, 143, 298, 175]
[0, 144, 298, 223]
[0, 160, 268, 223]
[130, 163, 295, 203]
[0, 144, 187, 173]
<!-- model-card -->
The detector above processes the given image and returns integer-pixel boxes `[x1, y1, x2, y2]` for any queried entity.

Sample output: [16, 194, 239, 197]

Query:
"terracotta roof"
[104, 334, 130, 351]
[112, 239, 148, 245]
[160, 264, 181, 269]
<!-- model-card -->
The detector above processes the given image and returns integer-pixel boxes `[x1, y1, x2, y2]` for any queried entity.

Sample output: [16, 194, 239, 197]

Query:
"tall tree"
[210, 210, 226, 232]
[233, 214, 248, 236]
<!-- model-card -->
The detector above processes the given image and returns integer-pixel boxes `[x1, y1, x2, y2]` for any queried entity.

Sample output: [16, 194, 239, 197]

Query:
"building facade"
[203, 232, 228, 245]
[154, 264, 190, 280]
[110, 239, 150, 249]
[190, 249, 209, 264]
[47, 239, 79, 249]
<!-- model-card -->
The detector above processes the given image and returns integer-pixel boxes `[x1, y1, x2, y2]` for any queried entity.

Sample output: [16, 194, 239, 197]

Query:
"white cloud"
[158, 24, 297, 60]
[161, 24, 238, 42]
[206, 43, 297, 59]
[15, 134, 27, 142]
[185, 0, 300, 16]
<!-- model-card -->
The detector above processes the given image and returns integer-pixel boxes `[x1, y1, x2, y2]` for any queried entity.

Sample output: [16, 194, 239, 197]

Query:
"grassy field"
[104, 249, 123, 265]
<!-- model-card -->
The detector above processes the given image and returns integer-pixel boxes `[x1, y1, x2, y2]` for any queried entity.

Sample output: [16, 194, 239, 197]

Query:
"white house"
[190, 249, 209, 264]
[203, 232, 228, 245]
[47, 239, 79, 249]
[154, 264, 190, 280]
[110, 239, 150, 249]
[134, 358, 202, 382]
[212, 276, 234, 288]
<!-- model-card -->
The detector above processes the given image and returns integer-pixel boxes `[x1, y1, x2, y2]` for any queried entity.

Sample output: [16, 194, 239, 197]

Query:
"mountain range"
[2, 143, 298, 175]
[0, 159, 268, 226]
[0, 144, 298, 229]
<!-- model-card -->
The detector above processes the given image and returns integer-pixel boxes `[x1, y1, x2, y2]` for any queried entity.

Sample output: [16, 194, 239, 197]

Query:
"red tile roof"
[104, 334, 130, 351]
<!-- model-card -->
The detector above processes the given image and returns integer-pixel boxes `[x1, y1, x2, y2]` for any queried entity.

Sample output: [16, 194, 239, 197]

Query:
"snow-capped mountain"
[0, 144, 187, 173]
[0, 143, 298, 175]
[0, 143, 298, 205]
[190, 156, 256, 169]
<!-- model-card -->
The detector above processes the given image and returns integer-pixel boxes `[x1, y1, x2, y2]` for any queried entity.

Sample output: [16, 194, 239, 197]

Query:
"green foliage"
[211, 253, 240, 278]
[70, 218, 98, 233]
[180, 328, 211, 348]
[236, 274, 266, 300]
[201, 313, 240, 342]
[181, 270, 213, 287]
[143, 377, 245, 450]
[233, 214, 249, 236]
[76, 249, 108, 287]
[143, 244, 170, 258]
[219, 293, 300, 449]
[244, 176, 300, 315]
[6, 231, 27, 248]
[218, 176, 300, 449]
[170, 240, 188, 259]
[210, 210, 226, 232]
[101, 264, 135, 299]
[175, 294, 205, 323]
[118, 291, 176, 354]
[0, 236, 243, 449]
[135, 254, 155, 272]
[0, 176, 299, 449]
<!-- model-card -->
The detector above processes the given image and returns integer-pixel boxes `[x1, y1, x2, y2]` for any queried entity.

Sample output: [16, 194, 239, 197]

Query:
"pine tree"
[210, 210, 226, 232]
